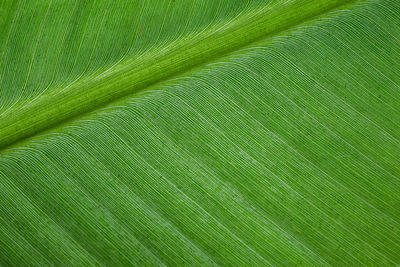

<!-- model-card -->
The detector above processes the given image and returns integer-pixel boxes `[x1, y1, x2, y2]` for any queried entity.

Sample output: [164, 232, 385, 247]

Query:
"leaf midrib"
[0, 0, 359, 152]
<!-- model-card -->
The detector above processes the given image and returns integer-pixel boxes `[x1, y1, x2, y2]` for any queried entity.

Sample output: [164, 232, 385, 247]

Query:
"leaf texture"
[1, 0, 400, 265]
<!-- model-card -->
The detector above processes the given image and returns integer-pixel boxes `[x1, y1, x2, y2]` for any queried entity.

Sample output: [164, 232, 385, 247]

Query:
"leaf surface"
[0, 0, 399, 265]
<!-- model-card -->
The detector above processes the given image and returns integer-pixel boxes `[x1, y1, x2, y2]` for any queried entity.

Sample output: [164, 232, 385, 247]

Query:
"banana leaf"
[0, 0, 399, 265]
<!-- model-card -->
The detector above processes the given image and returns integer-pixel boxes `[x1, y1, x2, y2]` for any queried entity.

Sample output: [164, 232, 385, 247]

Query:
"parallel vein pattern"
[1, 0, 400, 266]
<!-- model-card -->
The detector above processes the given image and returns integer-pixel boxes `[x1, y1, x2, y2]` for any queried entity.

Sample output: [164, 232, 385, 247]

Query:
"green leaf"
[1, 0, 399, 265]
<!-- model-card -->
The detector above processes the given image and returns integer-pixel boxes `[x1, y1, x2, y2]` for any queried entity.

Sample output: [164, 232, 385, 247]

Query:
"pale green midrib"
[0, 0, 357, 151]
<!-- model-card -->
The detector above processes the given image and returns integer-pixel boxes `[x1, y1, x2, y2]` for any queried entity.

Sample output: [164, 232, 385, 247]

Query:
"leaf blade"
[1, 0, 400, 265]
